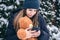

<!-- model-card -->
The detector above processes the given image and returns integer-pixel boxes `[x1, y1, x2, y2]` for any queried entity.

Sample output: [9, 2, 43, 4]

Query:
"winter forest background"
[0, 0, 60, 40]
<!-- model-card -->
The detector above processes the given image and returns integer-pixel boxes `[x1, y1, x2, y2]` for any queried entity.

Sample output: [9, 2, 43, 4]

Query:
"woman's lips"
[29, 15, 32, 16]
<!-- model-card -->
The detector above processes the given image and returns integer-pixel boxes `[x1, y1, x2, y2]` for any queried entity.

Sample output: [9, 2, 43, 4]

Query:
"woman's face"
[26, 8, 37, 18]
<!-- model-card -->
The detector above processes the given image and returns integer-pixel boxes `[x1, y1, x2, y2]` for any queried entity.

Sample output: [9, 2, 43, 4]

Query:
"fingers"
[32, 32, 40, 37]
[25, 29, 32, 39]
[31, 30, 36, 32]
[25, 28, 41, 38]
[31, 30, 41, 37]
[25, 28, 31, 31]
[31, 30, 36, 34]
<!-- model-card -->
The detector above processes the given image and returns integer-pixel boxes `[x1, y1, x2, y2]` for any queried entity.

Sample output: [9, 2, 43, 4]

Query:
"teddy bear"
[17, 16, 38, 40]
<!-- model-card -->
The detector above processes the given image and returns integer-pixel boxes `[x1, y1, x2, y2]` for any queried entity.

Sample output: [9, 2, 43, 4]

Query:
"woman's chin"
[28, 16, 33, 18]
[27, 16, 33, 18]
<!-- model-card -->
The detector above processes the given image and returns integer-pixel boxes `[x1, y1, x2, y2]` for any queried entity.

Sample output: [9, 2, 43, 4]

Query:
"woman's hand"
[25, 27, 32, 39]
[25, 27, 41, 39]
[31, 30, 41, 37]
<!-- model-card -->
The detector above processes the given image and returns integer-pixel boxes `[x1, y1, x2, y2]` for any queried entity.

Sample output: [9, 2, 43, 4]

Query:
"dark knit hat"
[23, 0, 40, 9]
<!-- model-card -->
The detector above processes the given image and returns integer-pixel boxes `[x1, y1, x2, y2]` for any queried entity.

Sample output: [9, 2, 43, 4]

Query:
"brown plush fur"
[17, 16, 37, 40]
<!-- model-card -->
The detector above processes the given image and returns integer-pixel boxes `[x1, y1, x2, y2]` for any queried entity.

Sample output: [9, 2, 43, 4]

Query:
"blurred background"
[0, 0, 60, 40]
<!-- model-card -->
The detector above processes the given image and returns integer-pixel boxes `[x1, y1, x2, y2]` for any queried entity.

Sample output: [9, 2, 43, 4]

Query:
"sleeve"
[5, 13, 19, 40]
[38, 14, 50, 40]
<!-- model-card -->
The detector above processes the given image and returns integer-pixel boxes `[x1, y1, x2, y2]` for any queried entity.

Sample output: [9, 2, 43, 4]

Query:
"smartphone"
[31, 26, 40, 32]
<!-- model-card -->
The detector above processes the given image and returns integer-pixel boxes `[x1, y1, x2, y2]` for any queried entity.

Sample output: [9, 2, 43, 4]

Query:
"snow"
[15, 0, 20, 5]
[15, 6, 17, 9]
[7, 5, 14, 10]
[0, 0, 2, 2]
[58, 0, 60, 3]
[53, 0, 56, 2]
[57, 17, 60, 20]
[43, 2, 45, 4]
[44, 12, 48, 15]
[59, 14, 60, 16]
[4, 12, 10, 17]
[47, 25, 58, 34]
[47, 22, 60, 40]
[0, 4, 7, 11]
[42, 8, 45, 11]
[59, 9, 60, 12]
[51, 31, 60, 40]
[0, 38, 3, 40]
[0, 17, 8, 27]
[51, 11, 55, 15]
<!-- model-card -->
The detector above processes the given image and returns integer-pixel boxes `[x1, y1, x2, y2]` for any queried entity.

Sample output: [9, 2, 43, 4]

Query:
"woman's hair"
[13, 9, 39, 31]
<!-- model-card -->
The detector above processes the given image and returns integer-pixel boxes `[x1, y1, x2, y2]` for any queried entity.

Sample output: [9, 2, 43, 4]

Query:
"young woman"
[6, 0, 50, 40]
